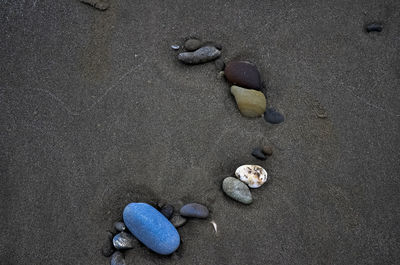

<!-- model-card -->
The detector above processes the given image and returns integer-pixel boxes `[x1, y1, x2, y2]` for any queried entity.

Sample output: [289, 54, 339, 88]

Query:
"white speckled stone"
[235, 165, 268, 188]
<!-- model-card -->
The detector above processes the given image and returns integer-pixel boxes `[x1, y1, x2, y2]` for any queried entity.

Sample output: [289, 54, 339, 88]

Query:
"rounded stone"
[178, 46, 221, 64]
[366, 23, 383, 32]
[215, 58, 225, 71]
[264, 108, 284, 124]
[235, 165, 268, 188]
[225, 61, 262, 90]
[101, 231, 114, 257]
[123, 203, 180, 255]
[160, 204, 174, 219]
[252, 148, 266, 160]
[180, 203, 209, 218]
[113, 221, 126, 232]
[184, 38, 202, 51]
[111, 251, 126, 265]
[230, 85, 266, 118]
[170, 214, 187, 228]
[222, 177, 253, 204]
[262, 146, 273, 156]
[113, 231, 140, 250]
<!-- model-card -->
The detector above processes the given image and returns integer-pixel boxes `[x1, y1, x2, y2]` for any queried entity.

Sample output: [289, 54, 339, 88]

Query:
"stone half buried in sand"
[235, 165, 268, 188]
[224, 61, 262, 90]
[230, 85, 266, 118]
[123, 203, 180, 255]
[178, 46, 221, 64]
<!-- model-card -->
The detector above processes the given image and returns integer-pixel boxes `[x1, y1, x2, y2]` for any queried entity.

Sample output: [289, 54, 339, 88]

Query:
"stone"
[215, 58, 225, 71]
[101, 231, 114, 257]
[178, 46, 221, 64]
[160, 204, 174, 219]
[113, 222, 126, 232]
[112, 232, 139, 250]
[80, 0, 109, 11]
[262, 146, 273, 156]
[180, 203, 209, 218]
[252, 148, 266, 160]
[123, 203, 180, 255]
[171, 45, 180, 50]
[225, 61, 262, 90]
[170, 214, 187, 228]
[230, 85, 266, 118]
[235, 165, 268, 188]
[184, 39, 203, 51]
[366, 23, 383, 32]
[111, 251, 126, 265]
[264, 108, 284, 124]
[222, 177, 253, 204]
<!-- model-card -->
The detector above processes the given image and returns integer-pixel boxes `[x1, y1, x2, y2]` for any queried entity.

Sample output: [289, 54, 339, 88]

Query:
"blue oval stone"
[123, 203, 180, 255]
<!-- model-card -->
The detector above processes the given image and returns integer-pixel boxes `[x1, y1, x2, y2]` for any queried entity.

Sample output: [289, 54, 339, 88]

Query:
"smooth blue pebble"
[264, 108, 284, 124]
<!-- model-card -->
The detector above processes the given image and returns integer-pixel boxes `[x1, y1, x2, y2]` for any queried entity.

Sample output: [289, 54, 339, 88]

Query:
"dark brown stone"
[224, 61, 262, 90]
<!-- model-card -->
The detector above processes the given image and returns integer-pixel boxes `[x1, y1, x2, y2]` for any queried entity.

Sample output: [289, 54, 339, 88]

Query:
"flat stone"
[170, 214, 187, 228]
[113, 231, 139, 250]
[123, 203, 180, 255]
[180, 203, 209, 218]
[264, 108, 284, 124]
[225, 61, 262, 90]
[252, 148, 266, 160]
[184, 39, 202, 51]
[222, 177, 253, 204]
[101, 231, 114, 257]
[366, 23, 383, 32]
[178, 46, 221, 64]
[262, 146, 273, 156]
[235, 165, 268, 188]
[230, 85, 266, 118]
[111, 251, 126, 265]
[160, 204, 174, 219]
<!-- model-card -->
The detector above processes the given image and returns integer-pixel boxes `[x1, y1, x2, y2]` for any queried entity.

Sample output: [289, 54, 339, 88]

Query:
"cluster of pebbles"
[102, 202, 210, 264]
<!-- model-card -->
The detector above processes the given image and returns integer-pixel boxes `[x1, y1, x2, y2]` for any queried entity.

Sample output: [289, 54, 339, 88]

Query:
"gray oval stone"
[180, 203, 209, 218]
[178, 46, 221, 64]
[113, 222, 126, 232]
[111, 251, 126, 265]
[101, 231, 114, 257]
[222, 177, 253, 204]
[112, 232, 140, 250]
[184, 38, 202, 51]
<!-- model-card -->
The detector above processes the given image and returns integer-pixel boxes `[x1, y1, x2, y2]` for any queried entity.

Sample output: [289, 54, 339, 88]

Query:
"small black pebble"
[215, 58, 225, 71]
[252, 148, 266, 160]
[101, 231, 115, 257]
[264, 108, 284, 124]
[161, 204, 174, 219]
[366, 23, 383, 32]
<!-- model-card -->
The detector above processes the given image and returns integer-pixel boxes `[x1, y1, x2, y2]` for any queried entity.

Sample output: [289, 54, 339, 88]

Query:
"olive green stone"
[230, 85, 266, 118]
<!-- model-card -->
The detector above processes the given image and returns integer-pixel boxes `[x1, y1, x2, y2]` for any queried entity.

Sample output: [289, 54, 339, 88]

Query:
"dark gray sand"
[1, 0, 399, 264]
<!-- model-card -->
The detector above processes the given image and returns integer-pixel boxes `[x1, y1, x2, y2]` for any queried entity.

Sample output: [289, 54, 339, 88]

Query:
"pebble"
[160, 204, 174, 219]
[225, 61, 262, 90]
[366, 23, 383, 32]
[264, 108, 284, 124]
[252, 148, 266, 160]
[113, 232, 139, 250]
[215, 58, 225, 71]
[111, 251, 126, 265]
[262, 146, 273, 156]
[230, 85, 266, 118]
[123, 203, 180, 255]
[113, 222, 126, 232]
[184, 38, 203, 51]
[222, 177, 253, 204]
[180, 203, 209, 218]
[80, 0, 109, 11]
[178, 46, 221, 64]
[171, 45, 180, 50]
[101, 231, 114, 257]
[170, 214, 187, 228]
[235, 165, 268, 188]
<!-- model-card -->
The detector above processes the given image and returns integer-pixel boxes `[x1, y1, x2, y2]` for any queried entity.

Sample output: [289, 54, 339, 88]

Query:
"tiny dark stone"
[113, 222, 126, 232]
[160, 204, 174, 219]
[101, 231, 114, 257]
[262, 146, 273, 156]
[264, 108, 284, 124]
[366, 23, 383, 32]
[252, 148, 266, 160]
[111, 251, 126, 265]
[184, 38, 202, 51]
[170, 214, 187, 228]
[215, 58, 225, 71]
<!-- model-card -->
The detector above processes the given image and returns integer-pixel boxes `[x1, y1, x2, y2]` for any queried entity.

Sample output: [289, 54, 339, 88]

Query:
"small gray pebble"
[184, 38, 202, 51]
[262, 146, 273, 156]
[215, 58, 225, 71]
[160, 204, 174, 219]
[222, 177, 253, 204]
[252, 148, 266, 160]
[101, 231, 114, 257]
[111, 251, 126, 265]
[113, 232, 139, 250]
[180, 203, 209, 218]
[170, 214, 187, 227]
[366, 23, 383, 32]
[178, 46, 221, 65]
[171, 44, 180, 50]
[113, 222, 126, 232]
